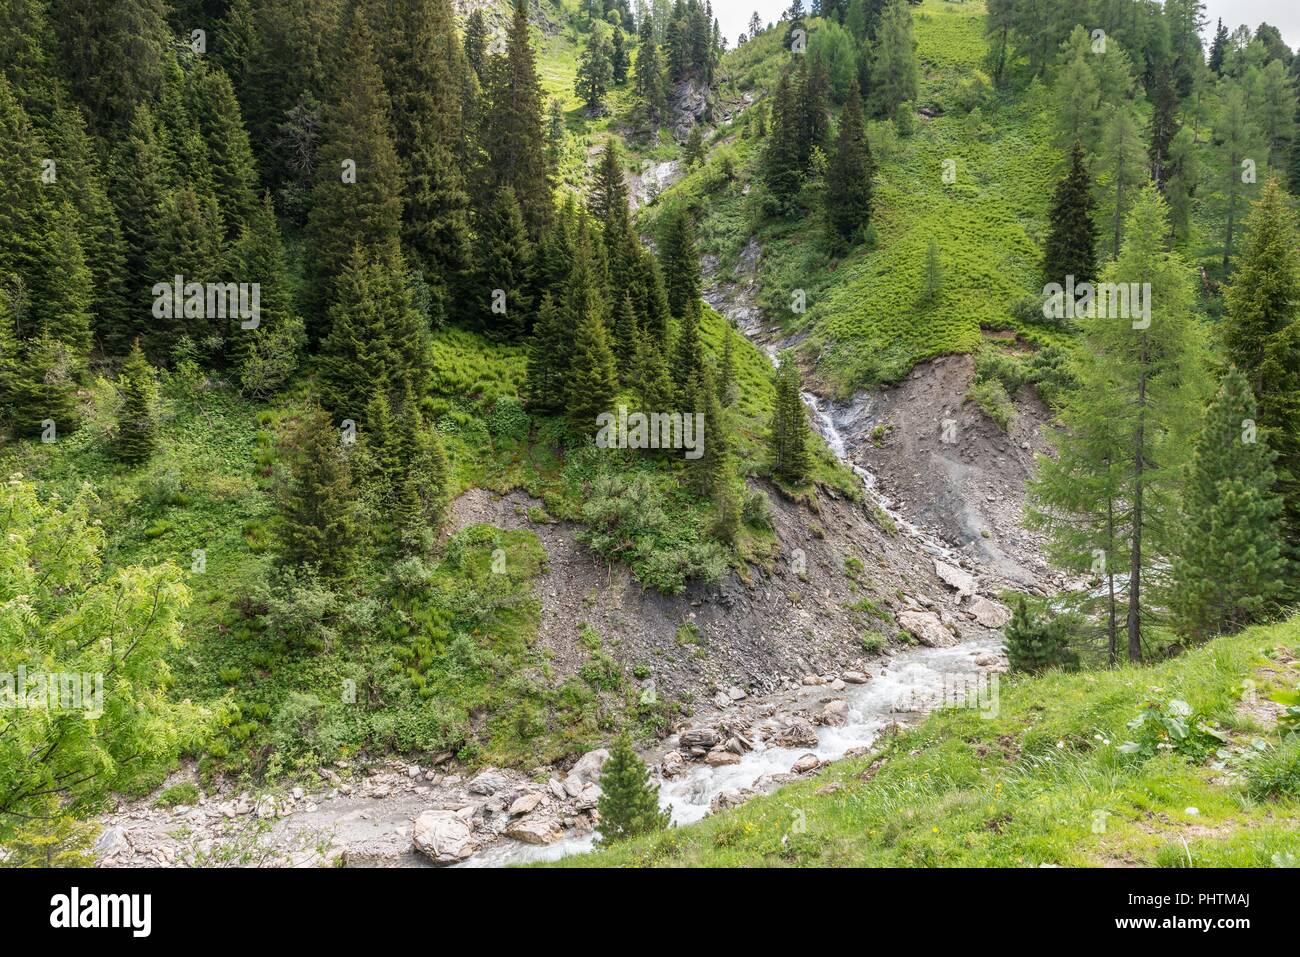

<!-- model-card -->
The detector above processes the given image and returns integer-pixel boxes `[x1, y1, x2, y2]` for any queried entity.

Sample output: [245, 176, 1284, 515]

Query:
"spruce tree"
[1003, 598, 1076, 674]
[595, 734, 669, 844]
[9, 332, 79, 439]
[634, 18, 668, 126]
[1042, 142, 1098, 289]
[475, 186, 533, 340]
[305, 6, 404, 337]
[107, 104, 169, 346]
[276, 402, 361, 580]
[229, 194, 303, 396]
[867, 0, 918, 119]
[463, 9, 489, 81]
[684, 124, 705, 167]
[319, 247, 426, 422]
[660, 208, 701, 322]
[565, 293, 619, 432]
[115, 339, 158, 465]
[1208, 19, 1228, 75]
[1222, 177, 1300, 568]
[1169, 368, 1288, 640]
[769, 350, 812, 484]
[611, 27, 629, 85]
[191, 65, 259, 239]
[1148, 65, 1180, 189]
[576, 28, 613, 113]
[525, 292, 570, 412]
[481, 0, 552, 238]
[827, 78, 874, 244]
[52, 0, 172, 136]
[763, 69, 804, 206]
[376, 0, 472, 322]
[44, 103, 131, 350]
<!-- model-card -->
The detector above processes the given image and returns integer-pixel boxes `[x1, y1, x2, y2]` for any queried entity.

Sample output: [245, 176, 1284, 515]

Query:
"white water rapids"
[457, 314, 1002, 868]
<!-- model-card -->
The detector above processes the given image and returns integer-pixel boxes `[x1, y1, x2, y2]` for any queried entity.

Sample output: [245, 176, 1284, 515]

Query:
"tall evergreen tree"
[475, 185, 533, 340]
[228, 194, 303, 394]
[191, 65, 259, 238]
[612, 27, 629, 85]
[659, 208, 701, 322]
[481, 0, 553, 237]
[115, 339, 158, 465]
[52, 0, 171, 136]
[1042, 142, 1098, 289]
[763, 69, 804, 205]
[565, 291, 619, 432]
[1169, 367, 1288, 640]
[1148, 65, 1180, 189]
[1222, 177, 1300, 568]
[463, 9, 489, 81]
[826, 78, 875, 244]
[867, 0, 918, 119]
[43, 102, 130, 350]
[319, 247, 427, 422]
[1208, 19, 1228, 75]
[1031, 189, 1208, 662]
[576, 27, 614, 113]
[634, 17, 668, 126]
[276, 402, 361, 580]
[375, 0, 473, 325]
[769, 350, 812, 484]
[525, 292, 571, 411]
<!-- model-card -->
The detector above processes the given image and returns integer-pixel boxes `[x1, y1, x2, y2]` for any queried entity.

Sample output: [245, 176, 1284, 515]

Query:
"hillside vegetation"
[554, 616, 1300, 867]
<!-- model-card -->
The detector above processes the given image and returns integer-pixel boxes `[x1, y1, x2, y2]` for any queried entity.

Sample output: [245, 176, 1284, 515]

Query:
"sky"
[709, 0, 1300, 52]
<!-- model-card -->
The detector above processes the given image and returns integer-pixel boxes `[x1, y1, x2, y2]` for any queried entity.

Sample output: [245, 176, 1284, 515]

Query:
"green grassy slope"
[550, 617, 1300, 867]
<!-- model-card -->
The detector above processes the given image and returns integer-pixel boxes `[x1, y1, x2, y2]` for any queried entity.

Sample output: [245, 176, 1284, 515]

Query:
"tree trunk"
[1107, 495, 1118, 667]
[1127, 357, 1147, 664]
[1223, 152, 1238, 273]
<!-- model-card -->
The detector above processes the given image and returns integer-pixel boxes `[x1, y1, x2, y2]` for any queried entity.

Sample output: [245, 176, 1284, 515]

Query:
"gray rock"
[968, 596, 1011, 628]
[679, 728, 720, 751]
[412, 810, 475, 865]
[791, 753, 821, 774]
[935, 560, 977, 596]
[506, 817, 564, 845]
[93, 826, 129, 859]
[898, 610, 957, 648]
[566, 748, 610, 787]
[508, 792, 543, 817]
[468, 770, 509, 795]
[773, 717, 819, 748]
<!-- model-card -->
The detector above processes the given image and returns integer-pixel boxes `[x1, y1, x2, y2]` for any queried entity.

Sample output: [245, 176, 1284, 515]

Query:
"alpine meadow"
[2, 0, 1300, 917]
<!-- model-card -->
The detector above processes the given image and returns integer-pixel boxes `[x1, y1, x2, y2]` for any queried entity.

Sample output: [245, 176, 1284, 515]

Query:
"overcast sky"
[710, 1, 1300, 52]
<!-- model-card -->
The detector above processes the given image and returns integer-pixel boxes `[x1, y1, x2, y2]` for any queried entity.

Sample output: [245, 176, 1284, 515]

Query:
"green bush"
[1246, 736, 1300, 801]
[1003, 598, 1076, 674]
[967, 378, 1014, 430]
[153, 781, 200, 808]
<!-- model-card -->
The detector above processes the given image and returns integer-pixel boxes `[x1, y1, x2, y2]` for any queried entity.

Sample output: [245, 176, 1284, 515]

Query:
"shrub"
[1003, 598, 1077, 674]
[967, 378, 1014, 431]
[861, 631, 886, 654]
[741, 488, 773, 529]
[596, 734, 670, 844]
[1246, 736, 1300, 800]
[154, 781, 200, 808]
